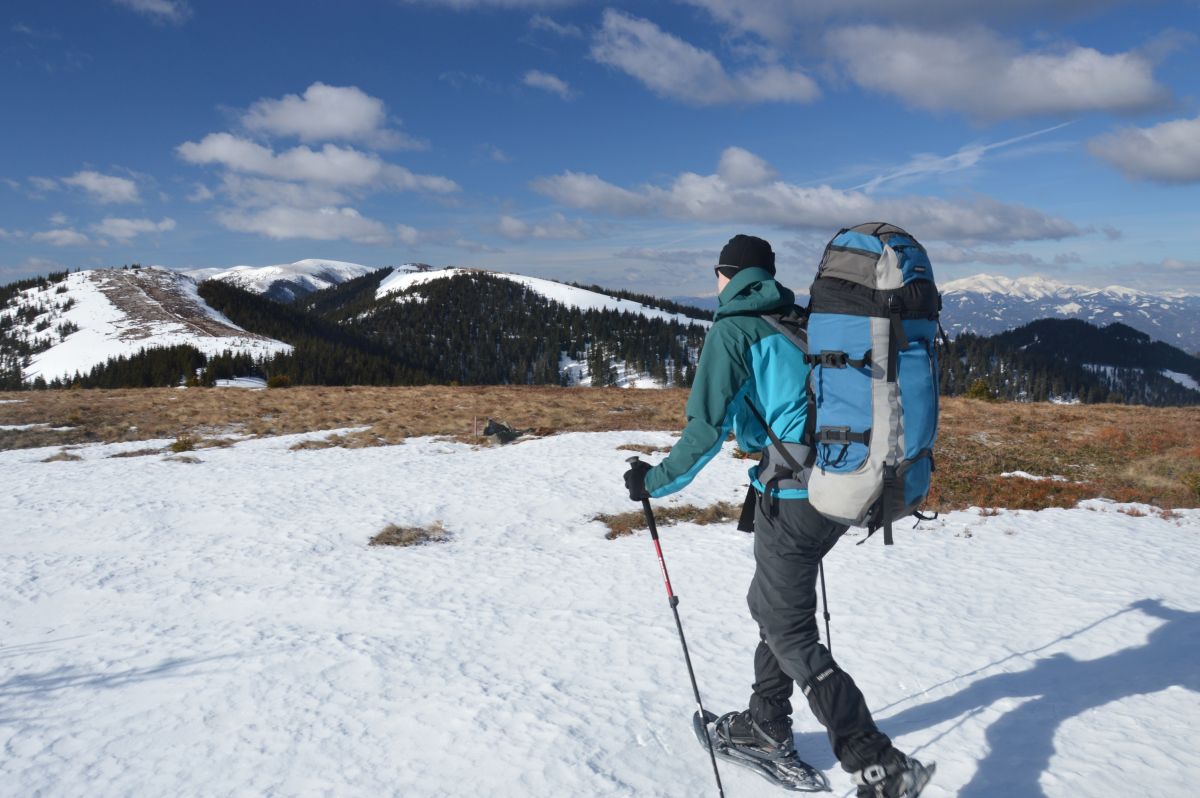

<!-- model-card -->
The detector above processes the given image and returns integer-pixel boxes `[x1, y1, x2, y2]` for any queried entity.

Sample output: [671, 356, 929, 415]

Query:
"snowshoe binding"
[852, 749, 936, 798]
[693, 709, 831, 792]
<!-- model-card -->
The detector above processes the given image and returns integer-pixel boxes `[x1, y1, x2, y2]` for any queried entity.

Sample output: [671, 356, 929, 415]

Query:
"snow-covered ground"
[7, 269, 291, 382]
[1, 432, 1196, 797]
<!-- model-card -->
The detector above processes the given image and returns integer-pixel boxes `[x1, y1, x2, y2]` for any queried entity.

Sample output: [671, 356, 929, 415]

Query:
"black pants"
[745, 492, 893, 772]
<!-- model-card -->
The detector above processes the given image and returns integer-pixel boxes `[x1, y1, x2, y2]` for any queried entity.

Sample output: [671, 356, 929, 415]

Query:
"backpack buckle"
[818, 350, 847, 368]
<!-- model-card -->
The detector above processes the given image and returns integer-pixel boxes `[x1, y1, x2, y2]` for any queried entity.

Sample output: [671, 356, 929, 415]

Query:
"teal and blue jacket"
[644, 267, 812, 500]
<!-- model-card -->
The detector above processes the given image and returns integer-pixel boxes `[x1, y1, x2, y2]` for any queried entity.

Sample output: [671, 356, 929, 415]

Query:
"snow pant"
[746, 492, 894, 772]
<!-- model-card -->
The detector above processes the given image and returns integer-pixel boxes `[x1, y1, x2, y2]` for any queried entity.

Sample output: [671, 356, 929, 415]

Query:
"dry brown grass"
[596, 502, 742, 539]
[2, 388, 1197, 510]
[41, 449, 82, 462]
[369, 521, 448, 547]
[108, 447, 166, 458]
[616, 443, 672, 455]
[0, 385, 690, 450]
[928, 398, 1200, 511]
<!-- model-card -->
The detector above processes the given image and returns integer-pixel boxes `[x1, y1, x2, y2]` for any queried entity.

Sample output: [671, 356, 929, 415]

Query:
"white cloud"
[188, 183, 215, 202]
[828, 25, 1168, 120]
[522, 70, 575, 100]
[616, 247, 710, 264]
[61, 170, 140, 204]
[532, 147, 1080, 243]
[0, 228, 22, 239]
[1087, 115, 1200, 183]
[216, 206, 392, 244]
[217, 174, 350, 209]
[396, 224, 423, 246]
[1162, 257, 1200, 273]
[717, 146, 777, 187]
[529, 14, 582, 37]
[176, 133, 457, 192]
[241, 82, 425, 150]
[91, 217, 176, 241]
[48, 212, 69, 226]
[453, 238, 504, 254]
[680, 0, 1127, 42]
[497, 212, 589, 240]
[29, 176, 59, 192]
[930, 245, 1081, 269]
[590, 10, 819, 105]
[483, 144, 511, 163]
[111, 0, 191, 24]
[32, 228, 91, 247]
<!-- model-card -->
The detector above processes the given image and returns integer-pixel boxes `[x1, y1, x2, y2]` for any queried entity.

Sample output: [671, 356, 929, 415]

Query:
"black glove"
[623, 460, 652, 501]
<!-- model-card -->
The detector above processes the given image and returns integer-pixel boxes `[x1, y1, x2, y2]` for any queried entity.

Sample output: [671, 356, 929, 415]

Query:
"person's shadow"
[869, 599, 1199, 796]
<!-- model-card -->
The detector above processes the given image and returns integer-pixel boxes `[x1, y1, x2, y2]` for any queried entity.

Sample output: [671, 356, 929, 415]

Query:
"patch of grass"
[109, 447, 166, 458]
[596, 501, 741, 540]
[290, 430, 388, 450]
[369, 521, 448, 547]
[616, 443, 671, 455]
[41, 449, 82, 462]
[170, 433, 195, 453]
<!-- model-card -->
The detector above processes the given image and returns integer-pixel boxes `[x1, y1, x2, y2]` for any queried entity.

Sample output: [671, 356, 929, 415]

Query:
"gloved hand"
[623, 459, 652, 501]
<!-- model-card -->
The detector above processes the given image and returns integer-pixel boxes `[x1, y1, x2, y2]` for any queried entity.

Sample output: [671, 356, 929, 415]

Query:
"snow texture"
[1, 432, 1197, 797]
[12, 269, 291, 382]
[377, 267, 712, 327]
[1161, 369, 1200, 392]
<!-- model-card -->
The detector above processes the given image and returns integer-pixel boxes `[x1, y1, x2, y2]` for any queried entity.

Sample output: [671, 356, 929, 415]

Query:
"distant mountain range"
[939, 274, 1199, 353]
[185, 259, 375, 303]
[3, 262, 1197, 404]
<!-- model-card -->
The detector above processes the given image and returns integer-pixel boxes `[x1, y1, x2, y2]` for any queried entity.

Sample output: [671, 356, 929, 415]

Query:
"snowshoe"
[693, 710, 831, 792]
[852, 749, 936, 798]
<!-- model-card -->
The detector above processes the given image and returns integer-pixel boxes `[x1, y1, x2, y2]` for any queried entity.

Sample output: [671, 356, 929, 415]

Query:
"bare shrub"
[369, 521, 448, 547]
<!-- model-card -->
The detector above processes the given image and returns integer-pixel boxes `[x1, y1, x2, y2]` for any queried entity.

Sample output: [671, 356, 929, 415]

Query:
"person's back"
[623, 234, 934, 798]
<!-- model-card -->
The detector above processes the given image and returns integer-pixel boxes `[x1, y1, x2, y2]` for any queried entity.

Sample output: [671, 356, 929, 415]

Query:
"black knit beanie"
[718, 234, 775, 276]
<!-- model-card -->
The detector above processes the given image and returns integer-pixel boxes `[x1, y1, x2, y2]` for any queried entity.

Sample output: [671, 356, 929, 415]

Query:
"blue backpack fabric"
[804, 222, 941, 544]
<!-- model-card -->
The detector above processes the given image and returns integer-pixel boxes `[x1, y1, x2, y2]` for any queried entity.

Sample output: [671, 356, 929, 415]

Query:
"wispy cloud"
[111, 0, 192, 25]
[857, 122, 1073, 193]
[522, 70, 576, 100]
[590, 10, 819, 105]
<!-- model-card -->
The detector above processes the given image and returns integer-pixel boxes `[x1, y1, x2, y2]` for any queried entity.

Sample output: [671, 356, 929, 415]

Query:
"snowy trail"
[1, 432, 1197, 797]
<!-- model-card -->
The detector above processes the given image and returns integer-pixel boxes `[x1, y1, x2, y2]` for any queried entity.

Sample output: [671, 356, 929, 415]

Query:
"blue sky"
[2, 0, 1198, 297]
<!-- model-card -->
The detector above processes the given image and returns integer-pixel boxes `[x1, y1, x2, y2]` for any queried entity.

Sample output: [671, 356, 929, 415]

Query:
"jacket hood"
[715, 266, 796, 320]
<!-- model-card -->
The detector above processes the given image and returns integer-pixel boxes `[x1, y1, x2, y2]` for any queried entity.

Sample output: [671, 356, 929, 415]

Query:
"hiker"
[623, 234, 932, 797]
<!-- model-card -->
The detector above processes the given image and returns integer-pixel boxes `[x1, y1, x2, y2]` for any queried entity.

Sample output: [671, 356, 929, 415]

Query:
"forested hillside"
[941, 319, 1200, 405]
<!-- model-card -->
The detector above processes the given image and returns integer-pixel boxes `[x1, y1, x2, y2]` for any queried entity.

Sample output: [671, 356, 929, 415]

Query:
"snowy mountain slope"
[378, 267, 712, 327]
[941, 274, 1200, 349]
[5, 268, 290, 382]
[187, 259, 374, 303]
[1, 431, 1196, 797]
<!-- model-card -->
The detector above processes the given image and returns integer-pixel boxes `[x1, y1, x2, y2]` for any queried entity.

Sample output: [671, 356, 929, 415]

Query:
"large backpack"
[803, 222, 941, 543]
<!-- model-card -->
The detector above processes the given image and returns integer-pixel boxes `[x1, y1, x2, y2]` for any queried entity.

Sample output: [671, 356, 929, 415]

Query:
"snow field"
[1, 431, 1197, 797]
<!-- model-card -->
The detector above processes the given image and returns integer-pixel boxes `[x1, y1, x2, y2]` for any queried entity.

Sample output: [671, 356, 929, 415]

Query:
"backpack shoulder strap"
[760, 307, 809, 355]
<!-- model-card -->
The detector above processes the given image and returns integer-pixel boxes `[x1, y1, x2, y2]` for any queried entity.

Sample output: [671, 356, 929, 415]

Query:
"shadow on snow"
[861, 599, 1199, 796]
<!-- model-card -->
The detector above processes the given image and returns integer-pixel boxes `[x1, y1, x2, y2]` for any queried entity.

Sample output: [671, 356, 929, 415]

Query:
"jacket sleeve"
[644, 321, 752, 498]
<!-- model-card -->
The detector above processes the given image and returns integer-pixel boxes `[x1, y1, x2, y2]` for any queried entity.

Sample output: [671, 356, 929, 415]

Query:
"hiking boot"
[717, 709, 795, 758]
[853, 748, 935, 798]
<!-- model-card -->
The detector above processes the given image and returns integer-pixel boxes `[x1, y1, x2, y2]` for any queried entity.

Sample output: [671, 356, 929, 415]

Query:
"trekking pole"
[628, 457, 725, 798]
[818, 561, 832, 654]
